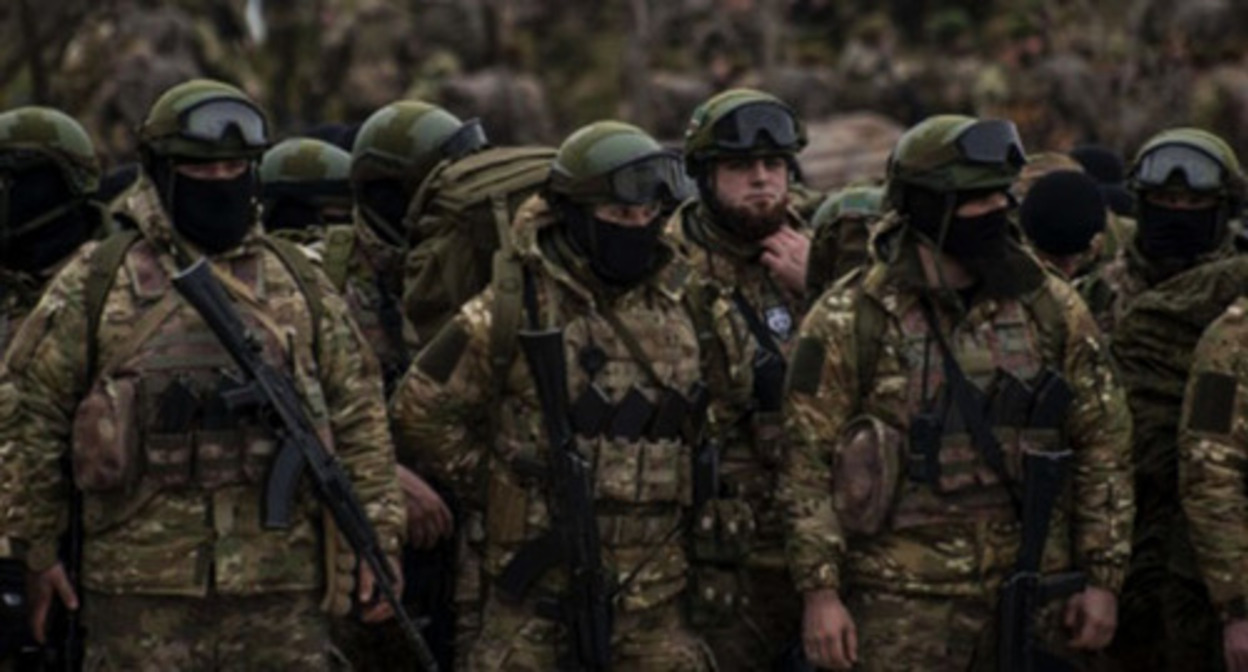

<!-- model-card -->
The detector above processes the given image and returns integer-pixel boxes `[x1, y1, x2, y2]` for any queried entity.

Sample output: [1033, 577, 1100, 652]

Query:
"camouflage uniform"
[783, 116, 1133, 671]
[391, 122, 715, 671]
[668, 88, 809, 671]
[1, 80, 404, 671]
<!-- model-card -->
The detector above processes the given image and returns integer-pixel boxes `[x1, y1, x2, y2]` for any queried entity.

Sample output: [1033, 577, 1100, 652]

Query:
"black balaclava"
[561, 201, 664, 287]
[263, 197, 323, 232]
[2, 163, 94, 274]
[1020, 170, 1107, 256]
[1136, 198, 1224, 260]
[357, 179, 410, 247]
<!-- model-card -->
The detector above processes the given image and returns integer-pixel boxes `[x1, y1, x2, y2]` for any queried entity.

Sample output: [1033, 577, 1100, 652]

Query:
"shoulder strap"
[852, 288, 888, 412]
[261, 236, 326, 356]
[85, 229, 141, 378]
[320, 225, 356, 291]
[730, 288, 782, 357]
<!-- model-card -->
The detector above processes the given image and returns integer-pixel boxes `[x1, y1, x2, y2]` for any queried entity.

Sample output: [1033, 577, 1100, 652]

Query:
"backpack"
[403, 146, 556, 347]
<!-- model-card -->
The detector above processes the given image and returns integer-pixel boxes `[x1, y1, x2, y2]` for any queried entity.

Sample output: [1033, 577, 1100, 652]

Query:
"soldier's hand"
[1064, 586, 1117, 650]
[802, 588, 857, 670]
[398, 465, 454, 549]
[357, 556, 403, 624]
[26, 562, 77, 643]
[1223, 618, 1248, 671]
[760, 226, 810, 296]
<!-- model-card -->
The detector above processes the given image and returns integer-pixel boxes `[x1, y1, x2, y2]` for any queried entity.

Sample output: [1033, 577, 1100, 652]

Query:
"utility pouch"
[607, 386, 655, 441]
[832, 415, 903, 537]
[570, 383, 613, 438]
[686, 564, 749, 628]
[690, 497, 757, 564]
[71, 373, 143, 493]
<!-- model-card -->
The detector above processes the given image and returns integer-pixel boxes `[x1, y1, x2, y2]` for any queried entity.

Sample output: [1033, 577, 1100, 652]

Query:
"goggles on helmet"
[711, 102, 800, 151]
[954, 119, 1026, 168]
[556, 151, 685, 205]
[439, 119, 489, 162]
[1134, 143, 1225, 192]
[177, 98, 269, 148]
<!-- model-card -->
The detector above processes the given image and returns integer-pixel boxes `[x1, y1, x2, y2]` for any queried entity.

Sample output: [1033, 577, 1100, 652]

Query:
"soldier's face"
[592, 202, 662, 228]
[1144, 189, 1219, 211]
[175, 160, 249, 181]
[712, 156, 789, 216]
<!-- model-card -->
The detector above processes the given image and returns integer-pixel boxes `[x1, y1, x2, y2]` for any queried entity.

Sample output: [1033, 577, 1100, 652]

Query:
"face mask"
[1136, 200, 1222, 260]
[357, 179, 410, 247]
[941, 208, 1012, 260]
[170, 169, 256, 255]
[1, 164, 94, 273]
[565, 206, 664, 286]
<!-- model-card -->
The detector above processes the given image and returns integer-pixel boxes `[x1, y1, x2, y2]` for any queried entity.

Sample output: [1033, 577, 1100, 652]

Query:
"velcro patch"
[1187, 371, 1238, 435]
[414, 322, 470, 384]
[785, 337, 826, 396]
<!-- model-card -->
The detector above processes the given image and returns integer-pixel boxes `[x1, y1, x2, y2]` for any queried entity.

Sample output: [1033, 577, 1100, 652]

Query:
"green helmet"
[0, 106, 100, 196]
[548, 121, 684, 205]
[811, 185, 884, 231]
[1129, 127, 1245, 202]
[139, 79, 271, 161]
[886, 114, 1026, 208]
[350, 101, 487, 190]
[683, 88, 807, 176]
[260, 138, 352, 205]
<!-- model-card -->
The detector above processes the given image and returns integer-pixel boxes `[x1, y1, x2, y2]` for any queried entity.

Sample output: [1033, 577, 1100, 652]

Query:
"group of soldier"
[0, 62, 1247, 672]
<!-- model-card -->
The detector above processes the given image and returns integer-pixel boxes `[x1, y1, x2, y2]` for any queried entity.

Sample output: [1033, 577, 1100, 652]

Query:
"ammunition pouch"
[690, 497, 757, 564]
[686, 564, 749, 628]
[832, 415, 903, 537]
[71, 373, 141, 493]
[589, 435, 691, 506]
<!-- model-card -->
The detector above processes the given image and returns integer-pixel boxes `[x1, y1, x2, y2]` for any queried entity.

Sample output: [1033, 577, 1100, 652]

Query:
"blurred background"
[3, 0, 1247, 190]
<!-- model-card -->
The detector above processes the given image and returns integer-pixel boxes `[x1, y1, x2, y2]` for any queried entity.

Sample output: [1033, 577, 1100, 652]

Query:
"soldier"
[391, 120, 717, 670]
[259, 137, 353, 241]
[664, 87, 809, 671]
[1019, 170, 1107, 280]
[806, 185, 885, 298]
[0, 106, 114, 668]
[2, 79, 406, 670]
[785, 115, 1133, 670]
[1076, 129, 1243, 337]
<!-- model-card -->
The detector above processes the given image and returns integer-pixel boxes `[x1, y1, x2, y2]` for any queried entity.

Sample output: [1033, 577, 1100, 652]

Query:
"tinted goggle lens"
[179, 99, 269, 147]
[955, 120, 1026, 167]
[440, 119, 488, 161]
[608, 153, 684, 204]
[1134, 144, 1224, 191]
[712, 103, 799, 150]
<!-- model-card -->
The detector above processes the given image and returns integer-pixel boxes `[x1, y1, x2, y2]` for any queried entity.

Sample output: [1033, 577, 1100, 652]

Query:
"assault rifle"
[497, 328, 613, 671]
[171, 259, 438, 672]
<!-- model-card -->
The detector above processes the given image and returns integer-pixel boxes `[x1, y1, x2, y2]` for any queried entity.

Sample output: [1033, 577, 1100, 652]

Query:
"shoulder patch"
[786, 336, 826, 396]
[1187, 371, 1238, 435]
[414, 320, 470, 384]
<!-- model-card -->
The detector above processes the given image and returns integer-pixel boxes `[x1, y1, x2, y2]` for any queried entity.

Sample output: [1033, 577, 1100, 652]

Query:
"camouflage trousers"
[466, 594, 715, 671]
[81, 590, 335, 671]
[696, 564, 800, 672]
[845, 589, 1099, 672]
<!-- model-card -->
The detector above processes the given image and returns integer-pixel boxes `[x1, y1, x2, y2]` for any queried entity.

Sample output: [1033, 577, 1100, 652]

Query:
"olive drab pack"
[403, 146, 556, 346]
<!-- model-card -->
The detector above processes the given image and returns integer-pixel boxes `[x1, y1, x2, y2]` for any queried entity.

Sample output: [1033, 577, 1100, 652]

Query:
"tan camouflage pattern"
[1, 174, 403, 598]
[391, 195, 712, 669]
[782, 227, 1133, 599]
[80, 590, 335, 671]
[664, 199, 804, 667]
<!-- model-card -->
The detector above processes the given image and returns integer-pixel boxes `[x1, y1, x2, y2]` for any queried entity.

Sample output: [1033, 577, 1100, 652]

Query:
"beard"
[717, 192, 790, 242]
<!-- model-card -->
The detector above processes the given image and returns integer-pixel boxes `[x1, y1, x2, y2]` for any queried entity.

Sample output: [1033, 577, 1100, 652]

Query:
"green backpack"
[402, 145, 556, 347]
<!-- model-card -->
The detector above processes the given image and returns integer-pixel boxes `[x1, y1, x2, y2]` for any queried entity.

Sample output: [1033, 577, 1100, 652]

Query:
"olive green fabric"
[548, 120, 666, 203]
[683, 88, 808, 171]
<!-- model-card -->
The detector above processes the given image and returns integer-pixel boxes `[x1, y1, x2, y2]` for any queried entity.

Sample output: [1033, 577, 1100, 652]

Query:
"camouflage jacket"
[782, 223, 1133, 598]
[1, 175, 403, 599]
[391, 195, 709, 614]
[314, 216, 410, 395]
[1180, 296, 1248, 616]
[665, 199, 807, 568]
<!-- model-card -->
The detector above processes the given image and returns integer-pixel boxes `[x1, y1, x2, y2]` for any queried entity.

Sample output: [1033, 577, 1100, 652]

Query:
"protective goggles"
[711, 102, 801, 150]
[559, 151, 686, 205]
[954, 119, 1026, 168]
[177, 98, 269, 148]
[1133, 143, 1225, 192]
[0, 149, 55, 174]
[439, 119, 489, 162]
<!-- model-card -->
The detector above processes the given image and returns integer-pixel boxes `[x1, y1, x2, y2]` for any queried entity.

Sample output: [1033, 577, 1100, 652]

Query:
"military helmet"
[350, 100, 487, 190]
[886, 114, 1026, 207]
[139, 79, 271, 161]
[1129, 127, 1245, 202]
[260, 137, 353, 205]
[0, 106, 100, 196]
[811, 185, 884, 231]
[683, 88, 807, 175]
[549, 121, 684, 206]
